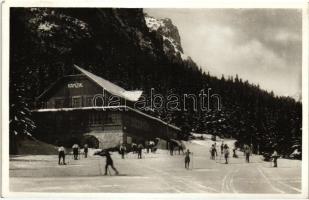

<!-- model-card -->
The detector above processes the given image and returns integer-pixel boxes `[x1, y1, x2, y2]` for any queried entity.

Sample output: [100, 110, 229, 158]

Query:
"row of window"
[54, 96, 95, 108]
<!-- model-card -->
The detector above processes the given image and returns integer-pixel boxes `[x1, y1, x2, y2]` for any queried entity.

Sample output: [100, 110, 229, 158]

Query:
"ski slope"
[9, 138, 301, 194]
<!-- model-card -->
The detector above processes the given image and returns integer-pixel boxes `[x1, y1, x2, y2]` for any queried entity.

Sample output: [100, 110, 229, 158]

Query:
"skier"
[58, 145, 66, 165]
[220, 142, 224, 154]
[132, 143, 137, 154]
[223, 144, 230, 164]
[95, 150, 119, 175]
[210, 144, 217, 160]
[146, 140, 150, 153]
[178, 142, 184, 155]
[137, 143, 144, 159]
[185, 149, 191, 169]
[170, 142, 174, 156]
[244, 144, 251, 163]
[120, 144, 126, 159]
[72, 144, 79, 160]
[250, 143, 254, 155]
[84, 144, 88, 158]
[232, 146, 238, 158]
[272, 150, 279, 167]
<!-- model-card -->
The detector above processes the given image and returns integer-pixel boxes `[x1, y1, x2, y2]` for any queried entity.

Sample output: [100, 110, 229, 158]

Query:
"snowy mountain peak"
[145, 14, 188, 61]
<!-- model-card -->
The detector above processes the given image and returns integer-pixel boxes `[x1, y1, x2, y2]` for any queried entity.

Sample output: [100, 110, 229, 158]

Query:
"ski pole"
[191, 152, 194, 170]
[98, 159, 102, 175]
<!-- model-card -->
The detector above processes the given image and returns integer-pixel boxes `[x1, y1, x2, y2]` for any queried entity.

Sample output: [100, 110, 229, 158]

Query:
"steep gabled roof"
[37, 65, 143, 102]
[74, 65, 143, 102]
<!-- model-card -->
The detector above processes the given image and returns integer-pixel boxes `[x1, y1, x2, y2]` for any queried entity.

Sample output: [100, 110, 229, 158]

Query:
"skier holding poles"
[95, 150, 119, 175]
[185, 149, 193, 169]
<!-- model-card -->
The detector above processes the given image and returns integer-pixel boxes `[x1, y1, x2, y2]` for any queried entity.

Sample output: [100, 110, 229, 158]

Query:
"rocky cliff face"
[145, 14, 188, 61]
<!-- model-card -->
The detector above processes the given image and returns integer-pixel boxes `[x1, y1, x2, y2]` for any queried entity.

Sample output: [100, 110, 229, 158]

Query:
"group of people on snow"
[208, 141, 279, 167]
[57, 137, 280, 176]
[58, 143, 88, 165]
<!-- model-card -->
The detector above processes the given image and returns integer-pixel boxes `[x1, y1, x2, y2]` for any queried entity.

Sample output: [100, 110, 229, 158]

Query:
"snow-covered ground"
[9, 138, 301, 194]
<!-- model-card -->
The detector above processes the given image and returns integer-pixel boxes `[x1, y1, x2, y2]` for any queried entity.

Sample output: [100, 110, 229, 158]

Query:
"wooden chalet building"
[32, 65, 181, 149]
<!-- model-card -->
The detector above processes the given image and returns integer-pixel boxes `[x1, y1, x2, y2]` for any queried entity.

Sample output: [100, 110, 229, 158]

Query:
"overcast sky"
[145, 9, 302, 98]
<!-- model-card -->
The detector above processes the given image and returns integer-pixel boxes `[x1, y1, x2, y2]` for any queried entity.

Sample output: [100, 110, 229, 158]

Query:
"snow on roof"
[32, 106, 181, 131]
[74, 65, 143, 102]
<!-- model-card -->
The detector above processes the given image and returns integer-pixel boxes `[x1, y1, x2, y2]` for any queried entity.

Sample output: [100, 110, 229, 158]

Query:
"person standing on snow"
[84, 144, 88, 158]
[223, 144, 230, 164]
[58, 145, 66, 165]
[169, 142, 174, 156]
[185, 149, 191, 169]
[72, 144, 79, 160]
[220, 142, 224, 155]
[272, 150, 279, 167]
[137, 143, 144, 159]
[132, 143, 137, 154]
[232, 146, 238, 158]
[120, 144, 126, 159]
[244, 144, 251, 163]
[210, 144, 217, 160]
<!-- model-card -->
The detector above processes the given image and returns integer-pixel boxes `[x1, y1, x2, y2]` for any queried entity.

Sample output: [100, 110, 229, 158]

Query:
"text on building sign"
[68, 83, 83, 88]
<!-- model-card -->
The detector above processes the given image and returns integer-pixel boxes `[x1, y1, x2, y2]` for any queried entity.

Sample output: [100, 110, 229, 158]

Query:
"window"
[86, 96, 93, 107]
[72, 96, 82, 108]
[55, 98, 64, 108]
[89, 112, 103, 125]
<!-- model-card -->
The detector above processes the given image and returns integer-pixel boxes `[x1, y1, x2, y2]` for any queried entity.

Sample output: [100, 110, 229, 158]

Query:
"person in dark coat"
[95, 150, 119, 175]
[72, 144, 79, 160]
[120, 144, 126, 159]
[146, 140, 150, 153]
[132, 143, 137, 154]
[220, 142, 224, 154]
[223, 144, 230, 164]
[185, 149, 191, 169]
[232, 146, 238, 158]
[84, 144, 88, 158]
[170, 142, 174, 156]
[210, 144, 217, 160]
[244, 144, 251, 163]
[137, 144, 144, 159]
[58, 146, 66, 165]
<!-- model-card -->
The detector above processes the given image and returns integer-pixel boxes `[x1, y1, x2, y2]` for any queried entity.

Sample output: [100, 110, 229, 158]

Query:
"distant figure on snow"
[210, 144, 217, 160]
[185, 149, 191, 169]
[220, 142, 224, 154]
[272, 150, 279, 167]
[232, 146, 238, 158]
[84, 144, 88, 158]
[72, 144, 79, 160]
[223, 144, 230, 164]
[132, 143, 137, 154]
[58, 146, 66, 165]
[169, 142, 174, 156]
[120, 144, 126, 159]
[178, 142, 185, 155]
[250, 143, 254, 155]
[137, 143, 144, 159]
[244, 144, 251, 163]
[145, 140, 150, 153]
